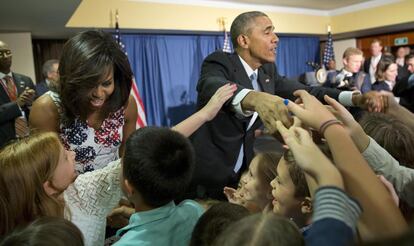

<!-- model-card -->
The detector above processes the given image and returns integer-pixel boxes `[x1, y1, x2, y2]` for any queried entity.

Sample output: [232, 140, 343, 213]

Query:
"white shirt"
[369, 54, 382, 83]
[0, 71, 13, 89]
[384, 80, 395, 91]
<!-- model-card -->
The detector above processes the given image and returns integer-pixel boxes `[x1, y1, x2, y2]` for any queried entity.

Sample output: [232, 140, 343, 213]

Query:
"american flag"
[222, 30, 232, 53]
[115, 10, 147, 128]
[323, 31, 335, 69]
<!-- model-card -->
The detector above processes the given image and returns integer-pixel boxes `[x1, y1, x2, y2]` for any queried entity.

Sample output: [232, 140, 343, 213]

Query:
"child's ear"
[43, 181, 56, 196]
[123, 179, 134, 197]
[300, 197, 313, 214]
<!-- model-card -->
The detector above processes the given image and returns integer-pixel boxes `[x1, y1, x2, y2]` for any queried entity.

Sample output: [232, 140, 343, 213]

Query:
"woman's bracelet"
[319, 119, 343, 136]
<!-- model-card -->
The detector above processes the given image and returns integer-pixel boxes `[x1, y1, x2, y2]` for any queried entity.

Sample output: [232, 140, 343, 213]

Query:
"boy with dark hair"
[115, 127, 204, 245]
[190, 202, 249, 246]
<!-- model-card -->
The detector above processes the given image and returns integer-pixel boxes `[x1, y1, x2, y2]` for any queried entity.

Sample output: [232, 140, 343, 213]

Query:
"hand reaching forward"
[284, 90, 336, 130]
[324, 95, 370, 152]
[275, 121, 344, 189]
[253, 92, 292, 135]
[200, 83, 237, 121]
[352, 91, 388, 112]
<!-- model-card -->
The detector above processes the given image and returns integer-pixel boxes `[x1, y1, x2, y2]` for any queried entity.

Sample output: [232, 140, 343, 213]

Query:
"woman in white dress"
[0, 83, 236, 245]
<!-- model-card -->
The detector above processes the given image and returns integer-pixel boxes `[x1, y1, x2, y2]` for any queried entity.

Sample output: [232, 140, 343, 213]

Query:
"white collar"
[372, 53, 382, 62]
[384, 80, 394, 89]
[238, 55, 258, 79]
[0, 71, 12, 80]
[342, 69, 353, 76]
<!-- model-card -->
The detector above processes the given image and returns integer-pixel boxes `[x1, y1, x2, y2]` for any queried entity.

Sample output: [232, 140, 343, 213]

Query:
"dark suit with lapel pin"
[0, 72, 35, 148]
[189, 51, 341, 199]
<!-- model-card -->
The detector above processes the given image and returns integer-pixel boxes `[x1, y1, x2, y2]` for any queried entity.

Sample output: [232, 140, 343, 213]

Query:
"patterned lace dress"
[64, 159, 122, 246]
[46, 91, 125, 173]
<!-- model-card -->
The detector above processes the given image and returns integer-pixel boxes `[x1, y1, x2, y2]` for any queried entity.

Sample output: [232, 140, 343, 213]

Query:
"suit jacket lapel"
[258, 67, 274, 93]
[12, 73, 26, 96]
[229, 53, 254, 89]
[0, 81, 11, 103]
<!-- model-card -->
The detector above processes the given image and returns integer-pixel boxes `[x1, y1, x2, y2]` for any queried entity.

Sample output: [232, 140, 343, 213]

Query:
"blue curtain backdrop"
[276, 36, 320, 77]
[122, 33, 319, 127]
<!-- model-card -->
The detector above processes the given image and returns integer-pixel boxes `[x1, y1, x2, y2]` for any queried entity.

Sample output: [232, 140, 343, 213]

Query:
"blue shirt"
[114, 200, 204, 246]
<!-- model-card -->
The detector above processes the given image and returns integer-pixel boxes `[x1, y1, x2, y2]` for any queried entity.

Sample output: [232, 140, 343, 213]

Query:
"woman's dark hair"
[59, 30, 132, 121]
[375, 55, 396, 81]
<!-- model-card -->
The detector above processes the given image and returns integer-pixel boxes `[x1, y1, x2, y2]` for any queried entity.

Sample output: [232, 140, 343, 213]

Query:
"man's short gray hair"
[230, 11, 268, 49]
[42, 59, 59, 78]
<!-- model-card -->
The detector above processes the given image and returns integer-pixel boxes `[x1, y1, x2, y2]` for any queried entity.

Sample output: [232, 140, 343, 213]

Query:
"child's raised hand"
[201, 83, 237, 121]
[377, 175, 399, 207]
[276, 121, 343, 188]
[324, 95, 370, 152]
[324, 95, 357, 129]
[285, 90, 336, 131]
[276, 121, 327, 174]
[223, 186, 240, 204]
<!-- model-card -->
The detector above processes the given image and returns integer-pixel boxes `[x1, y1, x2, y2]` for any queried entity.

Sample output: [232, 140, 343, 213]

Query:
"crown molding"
[129, 0, 402, 16]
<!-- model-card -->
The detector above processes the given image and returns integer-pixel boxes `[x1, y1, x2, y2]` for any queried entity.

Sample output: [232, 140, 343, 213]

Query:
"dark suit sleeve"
[361, 75, 372, 93]
[197, 52, 245, 109]
[363, 59, 370, 74]
[393, 74, 411, 97]
[269, 64, 341, 102]
[26, 76, 37, 97]
[0, 101, 21, 125]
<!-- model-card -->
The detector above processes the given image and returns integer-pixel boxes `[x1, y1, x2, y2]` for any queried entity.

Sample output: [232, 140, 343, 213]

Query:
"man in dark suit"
[189, 11, 384, 199]
[0, 40, 36, 148]
[394, 53, 414, 112]
[363, 39, 383, 84]
[36, 59, 59, 97]
[324, 47, 371, 93]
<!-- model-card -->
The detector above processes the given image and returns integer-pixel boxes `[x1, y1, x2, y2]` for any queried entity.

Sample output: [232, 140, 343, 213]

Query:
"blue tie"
[250, 73, 259, 91]
[233, 73, 260, 173]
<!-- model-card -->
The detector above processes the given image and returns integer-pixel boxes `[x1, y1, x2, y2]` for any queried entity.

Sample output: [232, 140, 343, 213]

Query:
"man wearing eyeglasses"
[36, 59, 59, 96]
[0, 40, 36, 147]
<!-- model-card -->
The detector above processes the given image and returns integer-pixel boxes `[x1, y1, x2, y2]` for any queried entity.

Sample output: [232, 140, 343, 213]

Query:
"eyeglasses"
[0, 50, 12, 59]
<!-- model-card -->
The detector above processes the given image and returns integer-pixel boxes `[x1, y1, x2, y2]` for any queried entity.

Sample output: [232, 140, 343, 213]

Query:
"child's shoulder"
[176, 199, 205, 216]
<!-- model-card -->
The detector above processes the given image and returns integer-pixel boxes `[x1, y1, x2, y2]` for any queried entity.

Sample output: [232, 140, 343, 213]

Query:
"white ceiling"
[207, 0, 372, 10]
[0, 0, 402, 38]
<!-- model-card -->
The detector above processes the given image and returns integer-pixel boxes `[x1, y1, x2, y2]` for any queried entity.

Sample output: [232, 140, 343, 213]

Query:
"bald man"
[0, 40, 36, 147]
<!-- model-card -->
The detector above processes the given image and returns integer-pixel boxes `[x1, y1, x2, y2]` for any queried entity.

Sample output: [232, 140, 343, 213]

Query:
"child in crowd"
[282, 90, 407, 240]
[326, 91, 414, 208]
[213, 213, 304, 246]
[114, 127, 203, 245]
[359, 112, 414, 168]
[275, 120, 361, 246]
[223, 152, 281, 213]
[0, 217, 84, 246]
[190, 202, 249, 246]
[270, 150, 312, 232]
[0, 132, 122, 245]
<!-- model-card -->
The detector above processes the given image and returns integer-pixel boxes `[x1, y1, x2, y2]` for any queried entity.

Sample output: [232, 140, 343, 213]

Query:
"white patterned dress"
[64, 159, 122, 246]
[46, 91, 125, 173]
